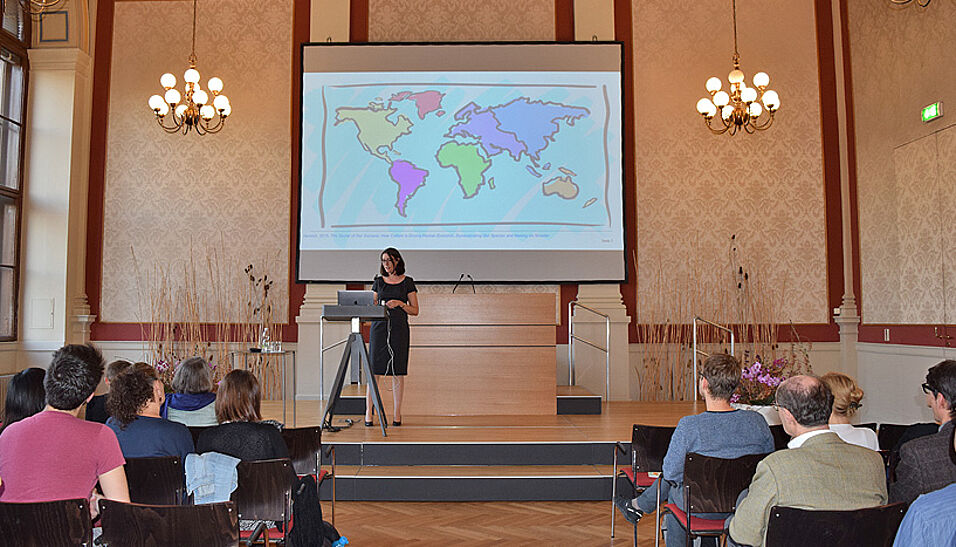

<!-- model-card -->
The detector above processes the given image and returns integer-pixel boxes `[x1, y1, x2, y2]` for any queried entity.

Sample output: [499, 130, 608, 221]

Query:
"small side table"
[230, 350, 296, 426]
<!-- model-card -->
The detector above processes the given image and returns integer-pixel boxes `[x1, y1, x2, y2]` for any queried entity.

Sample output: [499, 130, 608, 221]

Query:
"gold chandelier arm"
[704, 115, 732, 135]
[750, 111, 775, 131]
[156, 114, 185, 134]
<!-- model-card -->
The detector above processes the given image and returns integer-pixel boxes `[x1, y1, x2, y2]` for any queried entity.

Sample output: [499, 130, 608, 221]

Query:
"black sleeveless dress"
[369, 276, 417, 376]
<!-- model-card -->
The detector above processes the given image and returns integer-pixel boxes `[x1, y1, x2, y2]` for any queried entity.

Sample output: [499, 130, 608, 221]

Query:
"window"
[0, 4, 28, 340]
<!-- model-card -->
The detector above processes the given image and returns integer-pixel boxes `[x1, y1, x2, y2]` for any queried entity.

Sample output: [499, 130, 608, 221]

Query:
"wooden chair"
[611, 424, 676, 545]
[764, 503, 907, 547]
[281, 426, 335, 525]
[768, 424, 790, 451]
[660, 452, 768, 547]
[99, 499, 239, 547]
[125, 456, 184, 505]
[0, 498, 92, 546]
[231, 458, 297, 546]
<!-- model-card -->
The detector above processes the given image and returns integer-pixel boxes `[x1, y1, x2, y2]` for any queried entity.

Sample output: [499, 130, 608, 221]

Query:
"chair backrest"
[125, 456, 184, 505]
[683, 452, 768, 514]
[859, 422, 878, 432]
[99, 499, 239, 547]
[764, 503, 907, 547]
[281, 426, 322, 476]
[631, 424, 676, 472]
[768, 424, 790, 451]
[231, 458, 296, 523]
[0, 498, 92, 546]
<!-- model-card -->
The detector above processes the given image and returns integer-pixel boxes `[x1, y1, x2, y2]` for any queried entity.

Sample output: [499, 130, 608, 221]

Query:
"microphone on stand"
[452, 273, 466, 294]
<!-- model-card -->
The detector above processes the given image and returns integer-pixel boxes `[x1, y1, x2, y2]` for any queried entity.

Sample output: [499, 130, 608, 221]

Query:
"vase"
[731, 403, 782, 426]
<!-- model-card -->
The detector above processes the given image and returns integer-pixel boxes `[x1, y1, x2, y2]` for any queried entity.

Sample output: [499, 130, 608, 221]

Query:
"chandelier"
[889, 0, 931, 6]
[695, 0, 780, 135]
[0, 0, 65, 20]
[147, 0, 231, 135]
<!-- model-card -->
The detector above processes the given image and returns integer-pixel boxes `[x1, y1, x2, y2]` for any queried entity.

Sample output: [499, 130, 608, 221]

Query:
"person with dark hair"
[890, 359, 956, 504]
[614, 354, 773, 547]
[106, 363, 194, 460]
[365, 247, 419, 427]
[162, 356, 217, 426]
[0, 344, 129, 512]
[821, 372, 879, 450]
[0, 368, 46, 435]
[890, 426, 956, 547]
[727, 376, 886, 547]
[195, 369, 288, 461]
[85, 359, 132, 424]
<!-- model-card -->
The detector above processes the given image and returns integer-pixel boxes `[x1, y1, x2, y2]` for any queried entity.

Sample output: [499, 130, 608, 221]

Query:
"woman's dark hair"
[215, 369, 261, 423]
[107, 365, 160, 428]
[378, 247, 406, 276]
[1, 368, 46, 434]
[172, 356, 213, 394]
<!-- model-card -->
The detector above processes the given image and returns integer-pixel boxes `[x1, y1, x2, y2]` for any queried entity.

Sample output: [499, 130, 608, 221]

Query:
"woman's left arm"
[402, 291, 420, 316]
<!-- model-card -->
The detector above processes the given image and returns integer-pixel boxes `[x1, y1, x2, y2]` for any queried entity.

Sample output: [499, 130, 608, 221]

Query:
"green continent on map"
[335, 103, 413, 162]
[435, 142, 491, 199]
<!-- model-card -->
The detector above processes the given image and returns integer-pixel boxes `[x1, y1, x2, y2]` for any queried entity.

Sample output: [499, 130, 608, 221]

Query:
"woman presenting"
[366, 247, 419, 427]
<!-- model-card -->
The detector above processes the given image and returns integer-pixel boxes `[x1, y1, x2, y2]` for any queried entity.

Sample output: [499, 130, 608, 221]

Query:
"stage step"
[328, 441, 618, 467]
[320, 465, 616, 501]
[331, 384, 602, 415]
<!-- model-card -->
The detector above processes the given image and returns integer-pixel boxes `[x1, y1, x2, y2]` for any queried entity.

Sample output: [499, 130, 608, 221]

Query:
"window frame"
[0, 12, 30, 342]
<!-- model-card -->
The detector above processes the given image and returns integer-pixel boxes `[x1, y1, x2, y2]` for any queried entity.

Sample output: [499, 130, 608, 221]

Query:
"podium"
[320, 304, 388, 436]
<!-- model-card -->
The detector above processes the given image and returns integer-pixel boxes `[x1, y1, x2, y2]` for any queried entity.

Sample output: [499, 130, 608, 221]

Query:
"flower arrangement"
[731, 355, 811, 406]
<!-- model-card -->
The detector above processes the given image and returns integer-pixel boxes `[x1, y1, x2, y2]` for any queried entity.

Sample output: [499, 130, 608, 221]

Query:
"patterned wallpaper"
[631, 1, 828, 323]
[368, 0, 555, 42]
[848, 2, 956, 324]
[101, 0, 292, 322]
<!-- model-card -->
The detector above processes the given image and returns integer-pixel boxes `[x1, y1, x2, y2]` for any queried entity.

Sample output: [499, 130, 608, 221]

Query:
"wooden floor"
[261, 399, 703, 443]
[331, 500, 660, 546]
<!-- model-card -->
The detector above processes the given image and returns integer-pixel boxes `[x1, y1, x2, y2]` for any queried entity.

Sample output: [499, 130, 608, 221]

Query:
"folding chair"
[281, 426, 335, 524]
[768, 424, 789, 451]
[231, 458, 297, 546]
[764, 503, 907, 547]
[125, 456, 184, 505]
[660, 452, 767, 547]
[611, 424, 675, 545]
[99, 499, 239, 547]
[0, 498, 92, 546]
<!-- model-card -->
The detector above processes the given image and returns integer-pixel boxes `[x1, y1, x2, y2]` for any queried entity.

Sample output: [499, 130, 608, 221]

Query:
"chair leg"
[331, 446, 336, 527]
[611, 448, 618, 538]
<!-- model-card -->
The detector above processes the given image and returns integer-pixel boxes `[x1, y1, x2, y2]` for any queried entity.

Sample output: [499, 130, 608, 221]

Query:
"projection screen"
[298, 42, 625, 283]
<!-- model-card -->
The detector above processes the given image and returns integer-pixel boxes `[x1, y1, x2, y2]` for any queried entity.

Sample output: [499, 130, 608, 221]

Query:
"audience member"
[820, 372, 879, 451]
[0, 344, 129, 512]
[163, 356, 217, 426]
[727, 376, 886, 547]
[890, 360, 956, 504]
[0, 368, 46, 435]
[614, 354, 774, 547]
[892, 425, 956, 546]
[106, 363, 194, 460]
[85, 359, 132, 424]
[196, 369, 288, 461]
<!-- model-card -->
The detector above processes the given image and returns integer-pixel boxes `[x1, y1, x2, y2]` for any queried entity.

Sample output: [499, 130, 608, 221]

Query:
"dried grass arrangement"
[634, 234, 811, 401]
[132, 241, 284, 396]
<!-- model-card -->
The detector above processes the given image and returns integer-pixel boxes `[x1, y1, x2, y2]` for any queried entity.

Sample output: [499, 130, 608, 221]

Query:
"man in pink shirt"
[0, 344, 129, 513]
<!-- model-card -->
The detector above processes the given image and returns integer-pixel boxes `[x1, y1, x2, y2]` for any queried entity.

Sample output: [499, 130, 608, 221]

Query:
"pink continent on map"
[389, 90, 445, 120]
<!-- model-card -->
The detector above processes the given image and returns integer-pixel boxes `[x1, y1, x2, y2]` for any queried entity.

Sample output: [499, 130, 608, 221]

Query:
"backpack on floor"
[288, 474, 342, 547]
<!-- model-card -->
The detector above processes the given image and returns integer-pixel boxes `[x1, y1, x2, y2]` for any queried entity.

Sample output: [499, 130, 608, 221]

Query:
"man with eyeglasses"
[889, 360, 956, 505]
[727, 376, 886, 547]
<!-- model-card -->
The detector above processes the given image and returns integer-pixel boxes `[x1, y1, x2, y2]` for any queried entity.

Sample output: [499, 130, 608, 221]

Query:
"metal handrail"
[691, 316, 735, 400]
[568, 300, 611, 401]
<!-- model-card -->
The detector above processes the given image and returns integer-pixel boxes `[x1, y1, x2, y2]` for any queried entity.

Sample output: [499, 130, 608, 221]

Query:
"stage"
[261, 397, 702, 502]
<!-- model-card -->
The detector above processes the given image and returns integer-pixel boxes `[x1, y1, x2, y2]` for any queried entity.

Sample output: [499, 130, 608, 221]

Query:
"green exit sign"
[921, 102, 943, 123]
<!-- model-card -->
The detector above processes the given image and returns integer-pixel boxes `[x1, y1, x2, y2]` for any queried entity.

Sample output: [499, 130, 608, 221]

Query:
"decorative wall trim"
[38, 10, 70, 43]
[27, 47, 90, 71]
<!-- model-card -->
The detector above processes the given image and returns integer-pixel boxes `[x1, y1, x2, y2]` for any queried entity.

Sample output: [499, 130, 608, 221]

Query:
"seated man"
[614, 354, 774, 547]
[85, 359, 132, 424]
[0, 344, 130, 513]
[727, 376, 886, 547]
[890, 359, 956, 504]
[892, 425, 956, 547]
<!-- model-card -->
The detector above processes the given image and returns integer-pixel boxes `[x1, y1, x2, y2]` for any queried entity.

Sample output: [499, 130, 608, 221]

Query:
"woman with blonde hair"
[821, 372, 879, 451]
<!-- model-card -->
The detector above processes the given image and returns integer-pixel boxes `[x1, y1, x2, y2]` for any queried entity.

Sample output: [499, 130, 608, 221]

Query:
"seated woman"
[821, 371, 879, 451]
[106, 363, 195, 460]
[162, 357, 217, 427]
[196, 369, 288, 461]
[0, 368, 46, 435]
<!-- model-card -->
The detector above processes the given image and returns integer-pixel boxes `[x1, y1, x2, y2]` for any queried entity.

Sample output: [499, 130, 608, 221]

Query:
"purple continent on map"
[388, 160, 428, 217]
[389, 90, 446, 120]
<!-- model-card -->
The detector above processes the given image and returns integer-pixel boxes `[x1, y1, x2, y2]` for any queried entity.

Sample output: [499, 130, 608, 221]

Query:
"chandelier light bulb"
[753, 72, 770, 88]
[208, 77, 224, 94]
[157, 102, 170, 116]
[762, 90, 780, 110]
[221, 103, 232, 117]
[160, 73, 177, 89]
[741, 87, 758, 103]
[184, 68, 201, 84]
[749, 102, 763, 118]
[713, 91, 730, 107]
[164, 88, 182, 105]
[696, 98, 716, 117]
[174, 104, 188, 119]
[193, 89, 209, 105]
[728, 69, 745, 84]
[213, 95, 229, 111]
[148, 94, 166, 112]
[200, 105, 215, 120]
[705, 77, 722, 94]
[721, 105, 734, 120]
